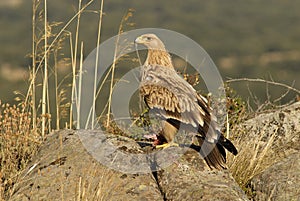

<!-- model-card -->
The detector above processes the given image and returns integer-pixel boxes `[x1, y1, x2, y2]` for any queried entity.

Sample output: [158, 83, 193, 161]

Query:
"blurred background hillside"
[1, 0, 299, 104]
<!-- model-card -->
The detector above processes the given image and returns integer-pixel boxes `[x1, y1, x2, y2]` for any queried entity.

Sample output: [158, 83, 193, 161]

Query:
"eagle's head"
[135, 33, 166, 50]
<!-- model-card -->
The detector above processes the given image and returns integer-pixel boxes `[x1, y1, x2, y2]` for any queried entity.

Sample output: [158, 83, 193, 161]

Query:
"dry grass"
[227, 120, 299, 199]
[0, 0, 97, 199]
[228, 126, 277, 195]
[226, 79, 300, 198]
[74, 168, 118, 201]
[0, 0, 134, 199]
[0, 101, 43, 199]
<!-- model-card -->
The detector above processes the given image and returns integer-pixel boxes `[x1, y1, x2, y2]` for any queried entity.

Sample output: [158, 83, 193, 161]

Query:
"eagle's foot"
[155, 142, 179, 149]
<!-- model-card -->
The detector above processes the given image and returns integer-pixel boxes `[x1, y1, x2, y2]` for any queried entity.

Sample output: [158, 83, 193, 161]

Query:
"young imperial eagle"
[135, 33, 237, 169]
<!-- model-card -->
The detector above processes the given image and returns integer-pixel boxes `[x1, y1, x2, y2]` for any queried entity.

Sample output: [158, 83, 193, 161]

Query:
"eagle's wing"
[140, 64, 217, 142]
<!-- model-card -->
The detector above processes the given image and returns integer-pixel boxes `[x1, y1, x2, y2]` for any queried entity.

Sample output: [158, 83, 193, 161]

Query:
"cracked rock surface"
[228, 102, 300, 200]
[9, 129, 247, 201]
[10, 102, 300, 200]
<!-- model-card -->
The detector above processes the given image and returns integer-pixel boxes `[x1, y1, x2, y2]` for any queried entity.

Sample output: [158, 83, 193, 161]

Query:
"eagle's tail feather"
[218, 133, 238, 155]
[195, 136, 227, 170]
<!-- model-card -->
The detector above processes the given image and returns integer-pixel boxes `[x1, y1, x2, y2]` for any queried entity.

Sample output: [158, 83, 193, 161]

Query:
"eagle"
[135, 33, 237, 169]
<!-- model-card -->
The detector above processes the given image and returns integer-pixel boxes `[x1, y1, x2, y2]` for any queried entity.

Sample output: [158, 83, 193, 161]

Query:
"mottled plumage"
[135, 33, 237, 169]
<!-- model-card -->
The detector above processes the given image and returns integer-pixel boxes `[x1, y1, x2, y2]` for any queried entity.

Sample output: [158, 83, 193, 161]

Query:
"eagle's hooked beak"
[134, 36, 144, 44]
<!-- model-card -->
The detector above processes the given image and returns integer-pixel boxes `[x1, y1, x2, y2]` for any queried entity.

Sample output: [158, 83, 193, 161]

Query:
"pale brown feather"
[145, 49, 173, 68]
[140, 65, 208, 135]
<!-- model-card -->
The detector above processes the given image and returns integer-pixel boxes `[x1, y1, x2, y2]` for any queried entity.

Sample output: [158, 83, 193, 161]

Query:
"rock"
[9, 130, 163, 201]
[250, 152, 300, 201]
[157, 148, 248, 201]
[227, 102, 300, 199]
[9, 129, 247, 201]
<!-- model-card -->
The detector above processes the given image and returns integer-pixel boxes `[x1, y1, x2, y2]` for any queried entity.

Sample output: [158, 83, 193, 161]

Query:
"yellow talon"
[155, 142, 179, 149]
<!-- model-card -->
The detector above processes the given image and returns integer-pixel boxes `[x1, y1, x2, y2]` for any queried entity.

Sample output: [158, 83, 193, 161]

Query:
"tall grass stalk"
[41, 0, 49, 137]
[54, 49, 60, 129]
[91, 10, 134, 128]
[77, 42, 84, 129]
[106, 16, 126, 127]
[24, 0, 95, 123]
[92, 0, 105, 129]
[31, 0, 38, 130]
[70, 0, 83, 129]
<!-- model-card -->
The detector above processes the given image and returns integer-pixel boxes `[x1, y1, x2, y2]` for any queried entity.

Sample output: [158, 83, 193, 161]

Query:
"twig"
[274, 81, 295, 103]
[226, 78, 300, 94]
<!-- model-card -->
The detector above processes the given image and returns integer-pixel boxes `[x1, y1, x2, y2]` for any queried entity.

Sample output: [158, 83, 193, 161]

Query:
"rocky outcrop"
[9, 130, 163, 201]
[157, 149, 247, 201]
[228, 102, 300, 200]
[250, 152, 300, 201]
[9, 102, 300, 200]
[9, 129, 247, 201]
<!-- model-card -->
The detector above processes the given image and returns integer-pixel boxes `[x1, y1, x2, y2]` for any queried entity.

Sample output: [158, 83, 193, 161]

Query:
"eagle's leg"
[155, 141, 179, 149]
[155, 121, 179, 149]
